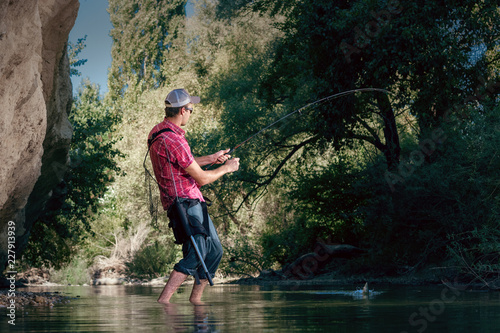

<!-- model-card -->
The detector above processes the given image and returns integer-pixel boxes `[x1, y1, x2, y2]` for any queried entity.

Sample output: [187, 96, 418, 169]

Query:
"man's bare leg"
[189, 279, 209, 305]
[157, 270, 188, 304]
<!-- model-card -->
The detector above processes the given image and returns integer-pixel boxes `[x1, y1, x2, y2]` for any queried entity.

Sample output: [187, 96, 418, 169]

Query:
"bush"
[125, 239, 179, 279]
[49, 256, 91, 285]
[260, 216, 325, 266]
[221, 231, 269, 277]
[259, 154, 370, 267]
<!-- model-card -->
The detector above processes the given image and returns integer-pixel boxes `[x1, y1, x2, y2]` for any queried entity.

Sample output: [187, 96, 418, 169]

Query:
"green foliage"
[24, 81, 124, 269]
[108, 0, 187, 98]
[259, 103, 500, 276]
[260, 151, 369, 266]
[196, 0, 500, 280]
[68, 35, 88, 77]
[447, 226, 500, 285]
[214, 0, 500, 171]
[23, 213, 75, 269]
[261, 217, 320, 267]
[290, 157, 369, 244]
[359, 103, 500, 271]
[126, 238, 178, 279]
[66, 81, 124, 229]
[49, 256, 91, 285]
[29, 1, 499, 282]
[221, 230, 271, 276]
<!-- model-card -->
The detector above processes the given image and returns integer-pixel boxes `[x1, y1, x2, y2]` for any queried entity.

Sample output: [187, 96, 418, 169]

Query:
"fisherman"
[148, 88, 240, 305]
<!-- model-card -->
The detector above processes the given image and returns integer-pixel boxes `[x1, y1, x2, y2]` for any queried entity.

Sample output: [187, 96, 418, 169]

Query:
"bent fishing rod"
[213, 87, 391, 162]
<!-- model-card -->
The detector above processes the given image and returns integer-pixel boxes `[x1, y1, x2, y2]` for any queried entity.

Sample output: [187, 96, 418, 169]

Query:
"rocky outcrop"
[0, 0, 79, 273]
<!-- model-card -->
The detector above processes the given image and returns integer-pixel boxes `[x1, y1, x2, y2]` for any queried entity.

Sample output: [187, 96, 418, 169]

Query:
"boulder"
[0, 0, 79, 273]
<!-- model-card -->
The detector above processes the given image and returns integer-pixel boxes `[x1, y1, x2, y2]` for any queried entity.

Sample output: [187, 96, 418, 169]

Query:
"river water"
[1, 283, 500, 332]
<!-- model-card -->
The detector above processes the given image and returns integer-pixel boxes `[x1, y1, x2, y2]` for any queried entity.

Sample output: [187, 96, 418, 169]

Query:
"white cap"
[165, 89, 201, 107]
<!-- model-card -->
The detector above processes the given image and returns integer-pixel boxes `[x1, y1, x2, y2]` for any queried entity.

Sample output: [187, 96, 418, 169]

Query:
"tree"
[200, 0, 500, 271]
[108, 0, 188, 98]
[215, 0, 499, 171]
[67, 81, 124, 222]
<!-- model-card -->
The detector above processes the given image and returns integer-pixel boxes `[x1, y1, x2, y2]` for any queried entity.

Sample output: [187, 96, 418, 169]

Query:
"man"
[148, 88, 239, 305]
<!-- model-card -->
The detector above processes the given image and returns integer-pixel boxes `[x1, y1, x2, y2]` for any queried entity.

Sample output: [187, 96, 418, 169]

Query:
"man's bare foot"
[189, 299, 206, 306]
[157, 298, 171, 305]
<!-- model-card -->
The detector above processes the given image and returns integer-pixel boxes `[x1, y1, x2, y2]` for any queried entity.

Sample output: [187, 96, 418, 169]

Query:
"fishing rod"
[218, 87, 392, 159]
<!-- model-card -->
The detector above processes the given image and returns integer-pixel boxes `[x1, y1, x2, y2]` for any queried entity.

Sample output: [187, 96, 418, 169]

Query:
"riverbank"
[1, 266, 463, 288]
[230, 268, 445, 287]
[0, 289, 72, 308]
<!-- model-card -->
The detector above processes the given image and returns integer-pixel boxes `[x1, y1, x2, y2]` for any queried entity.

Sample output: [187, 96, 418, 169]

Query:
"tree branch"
[235, 135, 321, 213]
[353, 116, 385, 149]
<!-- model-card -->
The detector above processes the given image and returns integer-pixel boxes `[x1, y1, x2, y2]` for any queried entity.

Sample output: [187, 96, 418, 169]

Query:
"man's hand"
[213, 149, 231, 164]
[185, 156, 240, 186]
[225, 157, 240, 173]
[194, 149, 232, 167]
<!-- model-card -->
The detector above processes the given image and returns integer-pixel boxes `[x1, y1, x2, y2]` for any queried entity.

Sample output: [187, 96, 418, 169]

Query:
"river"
[1, 283, 500, 332]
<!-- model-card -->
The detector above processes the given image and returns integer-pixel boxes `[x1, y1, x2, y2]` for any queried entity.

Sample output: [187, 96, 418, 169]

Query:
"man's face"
[180, 103, 193, 126]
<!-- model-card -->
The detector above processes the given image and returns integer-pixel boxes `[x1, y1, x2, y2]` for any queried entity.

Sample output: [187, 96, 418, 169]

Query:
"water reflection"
[162, 304, 220, 333]
[1, 284, 500, 332]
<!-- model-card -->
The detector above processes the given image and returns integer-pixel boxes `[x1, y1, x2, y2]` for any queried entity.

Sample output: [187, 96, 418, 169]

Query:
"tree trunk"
[377, 93, 400, 169]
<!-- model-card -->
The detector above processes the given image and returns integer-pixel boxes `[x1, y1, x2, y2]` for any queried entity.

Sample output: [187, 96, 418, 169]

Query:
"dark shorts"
[173, 200, 223, 280]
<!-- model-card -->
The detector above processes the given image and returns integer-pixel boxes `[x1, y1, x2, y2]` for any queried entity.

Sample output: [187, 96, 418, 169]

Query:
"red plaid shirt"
[148, 118, 204, 210]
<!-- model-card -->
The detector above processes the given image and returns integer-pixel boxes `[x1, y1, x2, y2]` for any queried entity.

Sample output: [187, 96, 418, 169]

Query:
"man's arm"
[194, 149, 231, 167]
[185, 157, 240, 186]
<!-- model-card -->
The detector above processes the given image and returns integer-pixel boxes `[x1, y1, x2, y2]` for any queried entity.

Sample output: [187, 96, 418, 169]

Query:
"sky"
[69, 0, 113, 95]
[69, 0, 195, 95]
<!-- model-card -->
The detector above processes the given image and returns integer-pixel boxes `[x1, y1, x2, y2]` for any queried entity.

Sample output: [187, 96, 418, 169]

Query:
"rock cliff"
[0, 0, 79, 273]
